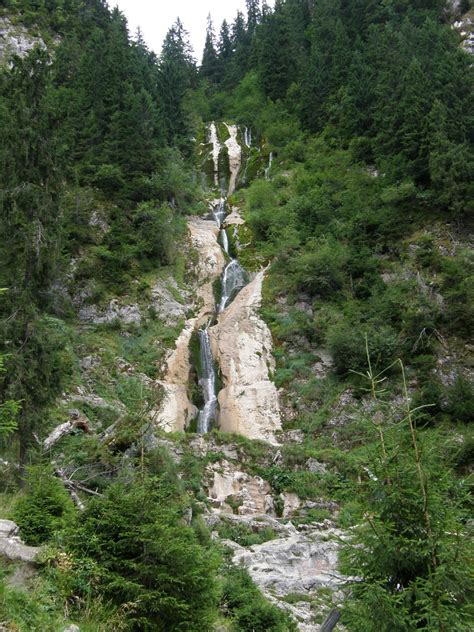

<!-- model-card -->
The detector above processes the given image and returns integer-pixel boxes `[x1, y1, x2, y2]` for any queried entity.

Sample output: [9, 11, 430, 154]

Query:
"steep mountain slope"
[0, 1, 472, 631]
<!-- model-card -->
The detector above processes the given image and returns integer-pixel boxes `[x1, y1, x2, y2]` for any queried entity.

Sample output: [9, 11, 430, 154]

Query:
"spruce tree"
[201, 14, 220, 84]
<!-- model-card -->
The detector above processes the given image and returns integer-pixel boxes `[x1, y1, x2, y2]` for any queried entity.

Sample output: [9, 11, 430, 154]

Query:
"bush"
[328, 324, 400, 375]
[222, 566, 297, 631]
[445, 375, 474, 423]
[290, 238, 349, 298]
[13, 466, 74, 546]
[65, 470, 220, 630]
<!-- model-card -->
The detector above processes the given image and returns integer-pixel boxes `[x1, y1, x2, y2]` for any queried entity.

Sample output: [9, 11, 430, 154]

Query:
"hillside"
[0, 1, 473, 631]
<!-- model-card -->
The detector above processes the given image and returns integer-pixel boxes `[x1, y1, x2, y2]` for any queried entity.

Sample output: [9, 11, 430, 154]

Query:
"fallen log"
[320, 608, 341, 632]
[43, 410, 90, 450]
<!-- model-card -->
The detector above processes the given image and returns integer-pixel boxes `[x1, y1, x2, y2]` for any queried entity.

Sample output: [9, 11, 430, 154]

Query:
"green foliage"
[13, 465, 75, 546]
[222, 565, 297, 631]
[340, 357, 473, 630]
[328, 324, 400, 375]
[64, 468, 220, 631]
[290, 238, 349, 298]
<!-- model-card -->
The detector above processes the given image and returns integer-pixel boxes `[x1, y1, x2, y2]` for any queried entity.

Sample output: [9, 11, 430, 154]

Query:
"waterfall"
[218, 259, 246, 313]
[209, 122, 221, 187]
[219, 229, 229, 254]
[195, 122, 247, 434]
[224, 123, 242, 196]
[244, 127, 252, 148]
[197, 328, 218, 433]
[211, 198, 226, 228]
[264, 151, 273, 180]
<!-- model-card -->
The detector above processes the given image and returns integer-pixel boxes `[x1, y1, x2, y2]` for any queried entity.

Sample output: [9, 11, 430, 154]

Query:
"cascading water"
[209, 122, 221, 187]
[195, 124, 247, 433]
[244, 127, 252, 148]
[197, 328, 218, 433]
[211, 198, 226, 228]
[219, 228, 229, 254]
[218, 259, 246, 313]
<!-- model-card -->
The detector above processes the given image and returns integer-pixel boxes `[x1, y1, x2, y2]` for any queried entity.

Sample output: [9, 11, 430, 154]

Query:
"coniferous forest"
[0, 1, 473, 630]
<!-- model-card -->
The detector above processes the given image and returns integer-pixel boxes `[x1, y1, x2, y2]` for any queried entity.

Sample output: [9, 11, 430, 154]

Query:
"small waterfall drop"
[209, 122, 221, 187]
[264, 151, 273, 180]
[219, 229, 229, 254]
[197, 328, 218, 433]
[224, 123, 242, 196]
[218, 259, 246, 313]
[244, 127, 252, 148]
[211, 198, 226, 228]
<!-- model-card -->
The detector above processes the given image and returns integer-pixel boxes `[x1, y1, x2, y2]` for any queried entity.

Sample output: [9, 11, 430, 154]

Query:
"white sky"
[112, 1, 274, 61]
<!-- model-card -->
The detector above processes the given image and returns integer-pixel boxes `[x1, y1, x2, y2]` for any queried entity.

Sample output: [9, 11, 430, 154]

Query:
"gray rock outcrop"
[0, 520, 42, 563]
[0, 17, 46, 64]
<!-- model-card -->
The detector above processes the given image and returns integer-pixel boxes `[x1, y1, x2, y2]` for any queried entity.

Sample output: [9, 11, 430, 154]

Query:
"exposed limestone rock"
[0, 17, 46, 64]
[0, 520, 42, 563]
[225, 206, 245, 226]
[206, 460, 275, 516]
[151, 278, 188, 325]
[156, 218, 225, 432]
[206, 510, 297, 537]
[78, 299, 142, 325]
[281, 492, 301, 518]
[210, 271, 282, 444]
[230, 523, 345, 631]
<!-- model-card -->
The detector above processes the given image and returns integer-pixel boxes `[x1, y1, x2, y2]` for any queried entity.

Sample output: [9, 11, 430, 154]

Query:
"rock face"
[230, 524, 345, 631]
[78, 299, 142, 325]
[206, 460, 275, 515]
[0, 17, 46, 64]
[151, 278, 188, 325]
[0, 520, 41, 563]
[156, 218, 225, 432]
[210, 270, 282, 443]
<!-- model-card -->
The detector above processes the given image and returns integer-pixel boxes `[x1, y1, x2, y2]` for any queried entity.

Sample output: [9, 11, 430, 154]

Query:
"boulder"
[0, 520, 42, 563]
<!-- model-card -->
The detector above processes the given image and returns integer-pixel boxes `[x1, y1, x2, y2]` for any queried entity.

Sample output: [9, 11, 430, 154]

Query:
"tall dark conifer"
[200, 14, 220, 84]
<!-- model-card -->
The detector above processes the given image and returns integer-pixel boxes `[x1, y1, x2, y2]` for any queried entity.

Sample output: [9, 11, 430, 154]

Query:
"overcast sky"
[113, 1, 274, 61]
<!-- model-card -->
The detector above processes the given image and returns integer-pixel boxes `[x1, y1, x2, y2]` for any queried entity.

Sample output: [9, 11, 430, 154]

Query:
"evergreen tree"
[158, 19, 196, 147]
[67, 469, 220, 630]
[200, 14, 220, 84]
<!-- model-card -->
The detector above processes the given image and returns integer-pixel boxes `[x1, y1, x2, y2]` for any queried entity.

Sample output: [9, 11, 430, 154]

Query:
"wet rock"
[156, 219, 225, 432]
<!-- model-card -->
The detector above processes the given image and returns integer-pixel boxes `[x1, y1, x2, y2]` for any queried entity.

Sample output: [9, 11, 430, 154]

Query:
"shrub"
[65, 470, 220, 630]
[290, 238, 349, 298]
[13, 466, 74, 546]
[222, 566, 297, 631]
[328, 324, 400, 375]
